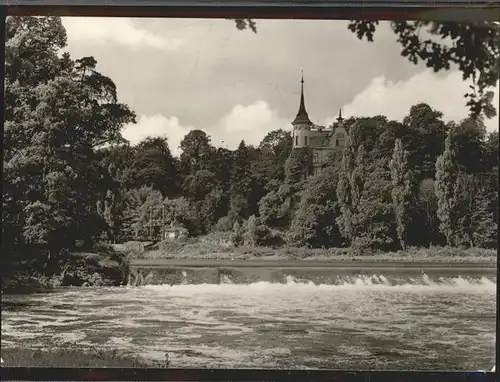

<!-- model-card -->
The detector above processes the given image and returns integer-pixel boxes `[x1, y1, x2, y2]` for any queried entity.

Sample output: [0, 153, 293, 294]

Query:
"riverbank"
[2, 240, 496, 293]
[116, 238, 498, 264]
[0, 347, 157, 367]
[1, 247, 131, 293]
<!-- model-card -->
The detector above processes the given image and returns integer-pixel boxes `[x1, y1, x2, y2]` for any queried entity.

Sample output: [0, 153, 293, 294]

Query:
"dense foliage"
[2, 17, 498, 278]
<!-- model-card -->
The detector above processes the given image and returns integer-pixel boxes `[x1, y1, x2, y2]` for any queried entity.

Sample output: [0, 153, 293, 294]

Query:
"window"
[304, 136, 308, 146]
[295, 135, 299, 146]
[313, 152, 319, 163]
[336, 132, 345, 147]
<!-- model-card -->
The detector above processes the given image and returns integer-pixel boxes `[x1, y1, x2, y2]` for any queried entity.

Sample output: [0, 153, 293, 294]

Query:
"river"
[1, 267, 496, 370]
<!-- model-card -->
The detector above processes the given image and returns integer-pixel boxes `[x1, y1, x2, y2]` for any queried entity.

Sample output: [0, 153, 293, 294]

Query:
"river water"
[1, 269, 496, 370]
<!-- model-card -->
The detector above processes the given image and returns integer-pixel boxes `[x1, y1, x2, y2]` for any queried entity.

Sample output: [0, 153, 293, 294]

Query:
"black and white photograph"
[1, 16, 498, 371]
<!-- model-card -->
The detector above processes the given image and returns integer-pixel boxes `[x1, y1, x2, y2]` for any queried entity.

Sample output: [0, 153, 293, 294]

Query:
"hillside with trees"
[2, 17, 498, 287]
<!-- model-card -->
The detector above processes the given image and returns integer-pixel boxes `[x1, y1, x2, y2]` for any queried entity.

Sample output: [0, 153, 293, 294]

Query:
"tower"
[291, 71, 313, 148]
[332, 108, 347, 148]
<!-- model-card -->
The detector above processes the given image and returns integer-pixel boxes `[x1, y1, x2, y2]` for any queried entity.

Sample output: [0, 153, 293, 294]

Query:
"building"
[163, 222, 188, 241]
[291, 73, 348, 176]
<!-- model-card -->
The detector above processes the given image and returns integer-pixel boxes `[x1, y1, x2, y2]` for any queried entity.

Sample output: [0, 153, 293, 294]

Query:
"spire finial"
[292, 70, 312, 126]
[337, 108, 344, 122]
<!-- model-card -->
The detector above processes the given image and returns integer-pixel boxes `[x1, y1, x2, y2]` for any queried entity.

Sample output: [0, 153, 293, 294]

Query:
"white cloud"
[215, 101, 290, 149]
[62, 17, 183, 50]
[122, 101, 290, 157]
[332, 69, 499, 132]
[122, 115, 197, 156]
[123, 73, 499, 158]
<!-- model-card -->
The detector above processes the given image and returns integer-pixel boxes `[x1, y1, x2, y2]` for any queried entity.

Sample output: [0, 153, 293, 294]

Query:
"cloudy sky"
[61, 17, 499, 156]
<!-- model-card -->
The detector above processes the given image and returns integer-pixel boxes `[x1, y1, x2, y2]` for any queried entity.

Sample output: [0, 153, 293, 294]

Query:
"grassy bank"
[116, 233, 498, 264]
[0, 347, 162, 368]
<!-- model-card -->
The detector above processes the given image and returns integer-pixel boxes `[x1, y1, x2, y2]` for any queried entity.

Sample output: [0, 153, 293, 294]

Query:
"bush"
[231, 221, 244, 247]
[214, 216, 234, 232]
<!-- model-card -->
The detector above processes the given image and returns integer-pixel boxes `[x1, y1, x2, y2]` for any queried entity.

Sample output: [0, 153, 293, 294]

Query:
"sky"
[61, 17, 499, 156]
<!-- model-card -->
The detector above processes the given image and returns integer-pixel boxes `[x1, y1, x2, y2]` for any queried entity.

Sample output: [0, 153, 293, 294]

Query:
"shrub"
[231, 221, 244, 247]
[214, 216, 234, 232]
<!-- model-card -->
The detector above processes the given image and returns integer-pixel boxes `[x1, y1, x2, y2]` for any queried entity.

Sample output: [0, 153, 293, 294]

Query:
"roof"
[292, 74, 312, 126]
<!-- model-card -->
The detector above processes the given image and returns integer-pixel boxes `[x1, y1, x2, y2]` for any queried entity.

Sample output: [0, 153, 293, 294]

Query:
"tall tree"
[123, 137, 179, 197]
[3, 16, 135, 261]
[229, 141, 254, 221]
[353, 158, 396, 251]
[258, 129, 293, 180]
[288, 166, 342, 248]
[389, 138, 414, 250]
[402, 103, 447, 182]
[336, 138, 357, 243]
[179, 130, 215, 175]
[450, 117, 488, 174]
[435, 133, 460, 246]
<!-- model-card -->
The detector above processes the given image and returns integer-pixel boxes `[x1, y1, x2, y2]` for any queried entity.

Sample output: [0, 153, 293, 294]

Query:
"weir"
[127, 261, 497, 286]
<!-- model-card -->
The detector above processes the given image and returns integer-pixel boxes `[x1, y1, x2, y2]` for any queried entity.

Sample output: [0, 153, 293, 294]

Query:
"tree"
[258, 183, 292, 228]
[389, 139, 414, 250]
[348, 117, 388, 155]
[451, 173, 497, 249]
[485, 131, 499, 171]
[244, 215, 258, 247]
[449, 117, 488, 174]
[231, 221, 244, 247]
[336, 140, 367, 245]
[352, 158, 396, 251]
[123, 137, 179, 197]
[402, 103, 447, 182]
[284, 147, 313, 186]
[122, 186, 164, 240]
[212, 147, 234, 195]
[288, 166, 342, 248]
[435, 129, 497, 249]
[232, 20, 499, 119]
[259, 129, 293, 179]
[179, 130, 215, 175]
[435, 133, 460, 246]
[181, 170, 225, 235]
[3, 16, 136, 262]
[414, 179, 445, 247]
[229, 141, 255, 220]
[336, 138, 356, 242]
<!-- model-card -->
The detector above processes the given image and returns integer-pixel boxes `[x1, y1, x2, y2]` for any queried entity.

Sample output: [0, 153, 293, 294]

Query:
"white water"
[1, 273, 496, 370]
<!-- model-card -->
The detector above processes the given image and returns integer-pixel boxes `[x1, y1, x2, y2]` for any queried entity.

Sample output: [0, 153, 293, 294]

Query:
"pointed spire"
[337, 108, 344, 123]
[292, 70, 312, 126]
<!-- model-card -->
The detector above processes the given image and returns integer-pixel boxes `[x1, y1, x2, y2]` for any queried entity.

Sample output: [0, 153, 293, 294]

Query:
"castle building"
[291, 73, 348, 176]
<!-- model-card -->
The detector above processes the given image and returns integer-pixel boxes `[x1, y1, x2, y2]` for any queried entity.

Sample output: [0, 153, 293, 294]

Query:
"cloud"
[123, 71, 500, 159]
[62, 17, 183, 50]
[332, 69, 499, 132]
[215, 101, 290, 149]
[121, 115, 197, 156]
[122, 101, 290, 156]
